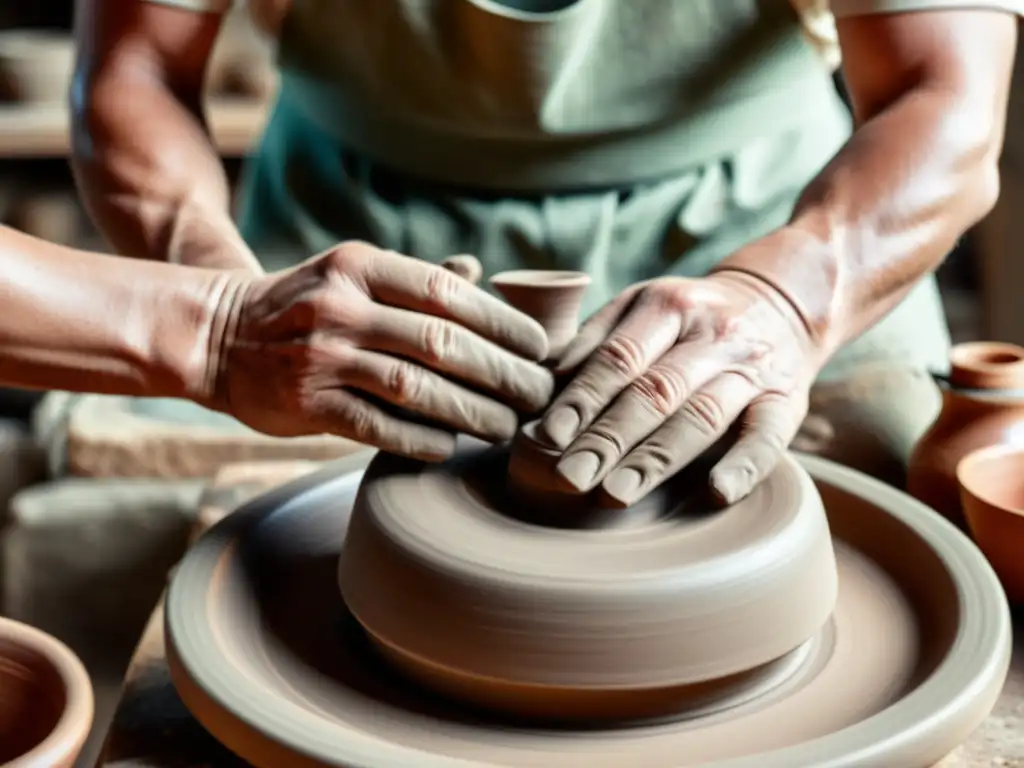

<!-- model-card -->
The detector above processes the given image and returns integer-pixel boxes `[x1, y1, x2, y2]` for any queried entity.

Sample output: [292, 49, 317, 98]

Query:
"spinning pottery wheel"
[166, 271, 1012, 766]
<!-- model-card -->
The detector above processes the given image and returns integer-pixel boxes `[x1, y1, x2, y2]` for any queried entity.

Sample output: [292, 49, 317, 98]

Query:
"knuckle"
[385, 362, 423, 404]
[632, 443, 674, 474]
[423, 267, 461, 308]
[631, 367, 687, 416]
[578, 424, 628, 456]
[346, 403, 383, 445]
[326, 241, 368, 273]
[596, 336, 647, 379]
[420, 319, 459, 365]
[679, 390, 727, 437]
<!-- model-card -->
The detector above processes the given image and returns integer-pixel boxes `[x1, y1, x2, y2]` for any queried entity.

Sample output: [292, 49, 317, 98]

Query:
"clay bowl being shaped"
[958, 443, 1024, 602]
[339, 439, 838, 722]
[166, 451, 1011, 768]
[0, 617, 94, 768]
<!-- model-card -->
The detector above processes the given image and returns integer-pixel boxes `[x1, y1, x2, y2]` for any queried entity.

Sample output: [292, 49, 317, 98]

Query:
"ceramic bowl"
[0, 617, 93, 767]
[958, 443, 1024, 602]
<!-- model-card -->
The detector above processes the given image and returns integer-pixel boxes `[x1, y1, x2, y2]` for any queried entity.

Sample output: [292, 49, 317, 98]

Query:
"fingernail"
[543, 407, 580, 448]
[710, 468, 751, 506]
[557, 450, 601, 491]
[603, 467, 644, 505]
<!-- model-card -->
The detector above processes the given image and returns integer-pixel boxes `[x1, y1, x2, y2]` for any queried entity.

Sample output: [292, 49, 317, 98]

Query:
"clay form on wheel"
[166, 453, 1011, 767]
[958, 443, 1024, 602]
[908, 341, 1024, 527]
[339, 437, 838, 721]
[0, 617, 94, 768]
[490, 270, 591, 361]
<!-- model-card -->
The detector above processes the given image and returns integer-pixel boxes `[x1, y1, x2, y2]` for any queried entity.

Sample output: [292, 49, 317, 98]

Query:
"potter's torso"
[266, 0, 841, 188]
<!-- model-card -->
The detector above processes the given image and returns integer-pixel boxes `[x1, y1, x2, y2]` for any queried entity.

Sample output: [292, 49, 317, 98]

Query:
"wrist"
[146, 266, 251, 408]
[709, 226, 846, 358]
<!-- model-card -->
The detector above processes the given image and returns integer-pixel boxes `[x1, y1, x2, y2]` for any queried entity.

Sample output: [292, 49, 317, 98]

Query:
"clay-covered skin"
[0, 227, 552, 461]
[540, 11, 1014, 505]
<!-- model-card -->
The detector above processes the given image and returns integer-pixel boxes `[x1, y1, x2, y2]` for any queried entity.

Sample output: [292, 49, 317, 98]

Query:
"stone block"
[2, 478, 202, 671]
[51, 394, 363, 479]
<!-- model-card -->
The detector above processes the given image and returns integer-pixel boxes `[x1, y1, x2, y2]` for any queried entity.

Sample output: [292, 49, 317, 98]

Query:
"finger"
[554, 341, 728, 492]
[364, 251, 549, 361]
[599, 373, 759, 506]
[709, 392, 805, 505]
[312, 389, 457, 461]
[540, 291, 683, 449]
[441, 254, 483, 285]
[554, 282, 646, 374]
[338, 348, 520, 443]
[364, 305, 554, 413]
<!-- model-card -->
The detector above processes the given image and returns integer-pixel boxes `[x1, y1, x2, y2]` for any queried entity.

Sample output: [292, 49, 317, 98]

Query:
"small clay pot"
[490, 270, 590, 362]
[0, 32, 75, 104]
[0, 617, 93, 767]
[907, 341, 1024, 527]
[958, 444, 1024, 602]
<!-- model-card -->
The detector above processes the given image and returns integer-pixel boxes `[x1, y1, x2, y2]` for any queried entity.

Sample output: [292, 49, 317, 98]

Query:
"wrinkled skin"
[212, 244, 553, 460]
[542, 269, 822, 507]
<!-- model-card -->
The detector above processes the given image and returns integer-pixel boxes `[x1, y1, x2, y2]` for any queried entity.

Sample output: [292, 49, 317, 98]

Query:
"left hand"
[539, 270, 826, 506]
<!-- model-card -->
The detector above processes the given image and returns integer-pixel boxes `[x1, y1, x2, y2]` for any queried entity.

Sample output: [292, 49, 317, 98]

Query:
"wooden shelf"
[0, 99, 270, 158]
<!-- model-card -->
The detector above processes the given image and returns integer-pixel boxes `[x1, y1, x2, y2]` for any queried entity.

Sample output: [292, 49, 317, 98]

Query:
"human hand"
[207, 243, 553, 459]
[539, 270, 825, 506]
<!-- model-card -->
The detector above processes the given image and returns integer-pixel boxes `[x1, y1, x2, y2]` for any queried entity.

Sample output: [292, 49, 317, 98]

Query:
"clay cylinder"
[506, 420, 594, 518]
[0, 618, 93, 767]
[907, 342, 1024, 527]
[490, 270, 590, 362]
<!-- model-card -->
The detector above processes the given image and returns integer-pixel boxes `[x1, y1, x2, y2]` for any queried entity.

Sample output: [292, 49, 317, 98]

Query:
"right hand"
[207, 242, 553, 460]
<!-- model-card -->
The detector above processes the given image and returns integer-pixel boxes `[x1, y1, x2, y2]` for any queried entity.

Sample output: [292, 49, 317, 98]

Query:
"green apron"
[235, 0, 950, 383]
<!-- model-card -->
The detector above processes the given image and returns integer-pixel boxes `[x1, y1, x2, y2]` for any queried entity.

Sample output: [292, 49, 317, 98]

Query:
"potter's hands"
[208, 244, 553, 459]
[541, 271, 825, 506]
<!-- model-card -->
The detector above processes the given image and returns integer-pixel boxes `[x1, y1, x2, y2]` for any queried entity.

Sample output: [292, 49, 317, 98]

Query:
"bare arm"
[713, 8, 1016, 356]
[71, 0, 261, 271]
[0, 225, 231, 400]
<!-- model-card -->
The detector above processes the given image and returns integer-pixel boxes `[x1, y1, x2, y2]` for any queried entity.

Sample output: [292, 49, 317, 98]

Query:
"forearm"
[714, 87, 1001, 357]
[711, 10, 1015, 362]
[0, 224, 238, 401]
[70, 0, 260, 272]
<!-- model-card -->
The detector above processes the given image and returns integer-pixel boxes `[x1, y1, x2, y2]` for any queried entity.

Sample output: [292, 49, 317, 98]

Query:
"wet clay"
[339, 438, 837, 721]
[0, 618, 93, 768]
[165, 454, 1011, 767]
[958, 444, 1024, 603]
[908, 341, 1024, 527]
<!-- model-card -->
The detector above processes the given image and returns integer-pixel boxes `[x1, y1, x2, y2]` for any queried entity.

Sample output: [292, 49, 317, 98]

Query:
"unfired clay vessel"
[958, 443, 1024, 603]
[0, 617, 93, 767]
[490, 270, 590, 361]
[165, 454, 1011, 767]
[908, 341, 1024, 527]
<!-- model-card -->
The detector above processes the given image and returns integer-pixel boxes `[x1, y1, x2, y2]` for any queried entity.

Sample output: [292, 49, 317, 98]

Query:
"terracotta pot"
[0, 617, 93, 767]
[490, 270, 590, 361]
[907, 341, 1024, 527]
[958, 443, 1024, 602]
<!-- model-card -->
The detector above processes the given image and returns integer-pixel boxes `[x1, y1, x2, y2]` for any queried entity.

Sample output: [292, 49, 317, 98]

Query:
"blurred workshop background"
[0, 5, 1020, 766]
